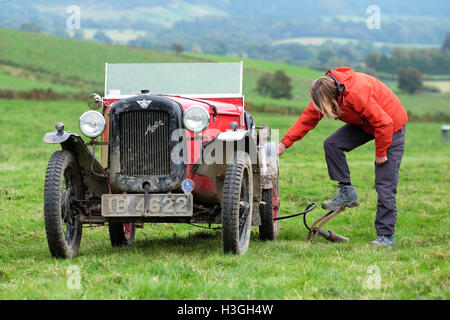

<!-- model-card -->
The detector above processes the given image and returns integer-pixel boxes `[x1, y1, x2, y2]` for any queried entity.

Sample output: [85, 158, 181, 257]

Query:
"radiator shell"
[108, 95, 186, 193]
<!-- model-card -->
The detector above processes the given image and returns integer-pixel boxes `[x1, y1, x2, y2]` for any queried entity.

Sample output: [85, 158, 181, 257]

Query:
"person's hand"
[278, 142, 286, 156]
[375, 155, 388, 165]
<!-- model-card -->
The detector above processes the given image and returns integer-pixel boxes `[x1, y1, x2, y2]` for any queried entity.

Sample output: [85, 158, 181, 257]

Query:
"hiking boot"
[321, 184, 360, 211]
[370, 235, 395, 247]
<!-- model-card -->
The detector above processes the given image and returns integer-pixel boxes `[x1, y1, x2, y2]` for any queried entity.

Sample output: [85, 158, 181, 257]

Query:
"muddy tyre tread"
[259, 188, 275, 241]
[221, 152, 253, 254]
[44, 150, 82, 259]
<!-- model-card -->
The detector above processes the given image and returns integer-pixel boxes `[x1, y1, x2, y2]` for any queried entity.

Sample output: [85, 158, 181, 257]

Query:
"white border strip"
[240, 61, 243, 97]
[104, 94, 244, 100]
[104, 63, 108, 96]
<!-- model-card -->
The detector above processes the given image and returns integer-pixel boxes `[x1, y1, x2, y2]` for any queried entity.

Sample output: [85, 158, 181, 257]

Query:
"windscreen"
[105, 62, 242, 97]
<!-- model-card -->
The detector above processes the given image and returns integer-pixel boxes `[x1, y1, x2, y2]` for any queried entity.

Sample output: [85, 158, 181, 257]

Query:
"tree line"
[365, 35, 450, 75]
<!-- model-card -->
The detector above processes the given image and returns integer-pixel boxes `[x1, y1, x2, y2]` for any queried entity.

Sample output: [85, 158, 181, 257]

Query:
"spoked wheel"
[44, 150, 83, 259]
[222, 152, 254, 255]
[108, 221, 136, 247]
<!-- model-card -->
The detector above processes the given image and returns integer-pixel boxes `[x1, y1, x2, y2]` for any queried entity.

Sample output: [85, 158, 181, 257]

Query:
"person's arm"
[279, 102, 322, 152]
[350, 88, 394, 160]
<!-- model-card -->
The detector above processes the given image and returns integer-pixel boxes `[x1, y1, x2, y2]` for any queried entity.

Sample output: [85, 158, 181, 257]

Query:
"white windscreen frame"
[104, 62, 243, 99]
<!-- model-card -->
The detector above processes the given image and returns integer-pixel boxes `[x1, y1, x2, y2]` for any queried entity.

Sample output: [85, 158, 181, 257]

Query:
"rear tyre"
[109, 222, 136, 247]
[259, 182, 280, 241]
[44, 150, 83, 259]
[222, 152, 253, 255]
[259, 141, 280, 241]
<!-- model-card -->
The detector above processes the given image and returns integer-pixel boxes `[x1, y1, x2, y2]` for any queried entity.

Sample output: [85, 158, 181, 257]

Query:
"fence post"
[442, 125, 450, 142]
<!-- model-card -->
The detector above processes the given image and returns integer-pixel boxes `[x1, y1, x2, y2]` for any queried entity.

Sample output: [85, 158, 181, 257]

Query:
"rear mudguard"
[43, 131, 110, 201]
[259, 142, 278, 189]
[193, 130, 261, 225]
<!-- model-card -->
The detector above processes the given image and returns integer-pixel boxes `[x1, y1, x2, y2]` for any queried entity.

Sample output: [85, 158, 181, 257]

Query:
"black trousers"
[323, 124, 406, 236]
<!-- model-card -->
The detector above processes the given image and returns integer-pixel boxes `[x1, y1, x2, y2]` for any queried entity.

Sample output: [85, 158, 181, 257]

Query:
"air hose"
[273, 201, 318, 231]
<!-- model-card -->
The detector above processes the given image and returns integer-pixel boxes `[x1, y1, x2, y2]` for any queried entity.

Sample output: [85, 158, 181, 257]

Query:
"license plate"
[101, 194, 193, 217]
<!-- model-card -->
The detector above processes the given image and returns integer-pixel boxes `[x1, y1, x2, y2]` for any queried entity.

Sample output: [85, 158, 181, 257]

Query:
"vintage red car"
[43, 62, 280, 257]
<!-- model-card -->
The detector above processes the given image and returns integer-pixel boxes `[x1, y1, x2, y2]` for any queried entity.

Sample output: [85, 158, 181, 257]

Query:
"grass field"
[0, 73, 81, 93]
[1, 28, 449, 118]
[424, 81, 450, 94]
[0, 99, 448, 299]
[0, 28, 448, 300]
[274, 36, 440, 49]
[0, 28, 202, 89]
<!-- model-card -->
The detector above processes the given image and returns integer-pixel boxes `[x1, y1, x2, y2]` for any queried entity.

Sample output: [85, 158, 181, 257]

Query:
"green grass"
[0, 27, 320, 100]
[395, 93, 450, 116]
[184, 52, 324, 80]
[0, 73, 81, 93]
[0, 26, 448, 300]
[0, 99, 448, 299]
[0, 28, 202, 89]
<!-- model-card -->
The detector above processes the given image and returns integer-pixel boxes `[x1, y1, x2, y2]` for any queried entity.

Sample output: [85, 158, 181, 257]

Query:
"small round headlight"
[183, 106, 210, 133]
[79, 110, 106, 139]
[87, 93, 102, 110]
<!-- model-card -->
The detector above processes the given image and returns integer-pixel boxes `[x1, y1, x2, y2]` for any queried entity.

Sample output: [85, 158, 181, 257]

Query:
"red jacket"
[281, 67, 408, 157]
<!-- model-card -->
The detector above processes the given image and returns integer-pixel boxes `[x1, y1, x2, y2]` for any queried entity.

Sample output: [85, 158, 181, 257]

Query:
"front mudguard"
[194, 130, 259, 179]
[43, 131, 110, 200]
[43, 130, 73, 144]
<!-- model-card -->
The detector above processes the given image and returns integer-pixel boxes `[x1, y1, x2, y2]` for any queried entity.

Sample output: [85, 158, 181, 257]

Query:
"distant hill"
[2, 0, 448, 71]
[2, 0, 449, 25]
[1, 0, 448, 45]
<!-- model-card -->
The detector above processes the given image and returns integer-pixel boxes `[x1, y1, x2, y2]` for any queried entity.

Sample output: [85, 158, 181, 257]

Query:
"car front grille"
[119, 110, 171, 176]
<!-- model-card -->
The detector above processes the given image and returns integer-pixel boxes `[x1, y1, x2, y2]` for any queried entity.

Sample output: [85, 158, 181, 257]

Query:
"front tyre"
[222, 152, 253, 255]
[44, 150, 83, 258]
[108, 222, 136, 247]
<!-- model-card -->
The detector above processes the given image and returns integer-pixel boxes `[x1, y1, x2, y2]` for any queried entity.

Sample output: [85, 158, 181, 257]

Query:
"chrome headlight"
[183, 106, 210, 133]
[87, 92, 102, 110]
[79, 111, 106, 138]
